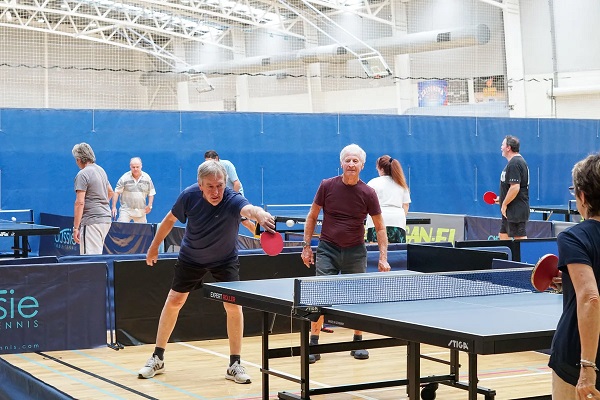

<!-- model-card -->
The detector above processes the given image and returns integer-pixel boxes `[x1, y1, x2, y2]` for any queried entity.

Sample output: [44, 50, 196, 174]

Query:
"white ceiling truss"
[0, 0, 393, 68]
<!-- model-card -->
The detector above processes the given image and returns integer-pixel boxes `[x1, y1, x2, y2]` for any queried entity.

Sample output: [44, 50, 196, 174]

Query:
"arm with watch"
[300, 203, 322, 268]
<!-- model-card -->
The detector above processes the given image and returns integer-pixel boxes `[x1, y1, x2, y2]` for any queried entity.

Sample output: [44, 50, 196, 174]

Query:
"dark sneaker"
[308, 354, 321, 364]
[350, 349, 369, 359]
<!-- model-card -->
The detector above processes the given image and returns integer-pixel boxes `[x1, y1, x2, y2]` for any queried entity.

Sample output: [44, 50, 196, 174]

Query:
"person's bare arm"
[112, 192, 120, 219]
[569, 263, 600, 398]
[371, 213, 390, 272]
[501, 183, 520, 217]
[146, 212, 178, 266]
[240, 205, 275, 232]
[73, 190, 86, 244]
[233, 179, 242, 193]
[301, 203, 321, 267]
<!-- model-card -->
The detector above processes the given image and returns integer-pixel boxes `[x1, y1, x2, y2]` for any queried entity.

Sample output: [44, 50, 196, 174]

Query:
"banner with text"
[0, 262, 107, 354]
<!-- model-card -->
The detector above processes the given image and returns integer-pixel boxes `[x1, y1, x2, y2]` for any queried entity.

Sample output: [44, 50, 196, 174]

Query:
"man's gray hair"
[72, 142, 96, 164]
[197, 159, 227, 183]
[340, 143, 366, 164]
[130, 157, 142, 165]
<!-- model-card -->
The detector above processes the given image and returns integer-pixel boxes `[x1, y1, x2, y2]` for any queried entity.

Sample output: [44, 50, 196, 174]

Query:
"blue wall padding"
[1, 109, 598, 224]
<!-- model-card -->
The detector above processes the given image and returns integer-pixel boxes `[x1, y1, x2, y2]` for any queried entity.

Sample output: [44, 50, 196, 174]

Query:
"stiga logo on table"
[54, 228, 77, 251]
[0, 289, 39, 330]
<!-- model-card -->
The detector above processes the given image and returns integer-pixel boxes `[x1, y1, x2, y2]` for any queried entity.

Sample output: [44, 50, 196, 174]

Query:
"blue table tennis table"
[204, 270, 561, 400]
[0, 221, 60, 257]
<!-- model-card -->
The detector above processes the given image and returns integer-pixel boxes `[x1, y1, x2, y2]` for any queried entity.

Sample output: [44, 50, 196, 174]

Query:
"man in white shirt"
[112, 157, 156, 223]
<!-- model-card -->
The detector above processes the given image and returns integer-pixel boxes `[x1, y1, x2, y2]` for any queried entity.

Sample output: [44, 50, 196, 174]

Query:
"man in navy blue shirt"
[138, 160, 275, 384]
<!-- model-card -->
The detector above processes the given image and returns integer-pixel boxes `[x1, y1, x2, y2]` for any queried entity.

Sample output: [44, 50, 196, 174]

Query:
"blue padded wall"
[0, 109, 598, 226]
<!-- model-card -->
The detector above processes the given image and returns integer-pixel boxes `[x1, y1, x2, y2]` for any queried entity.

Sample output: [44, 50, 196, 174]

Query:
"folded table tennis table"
[204, 269, 561, 400]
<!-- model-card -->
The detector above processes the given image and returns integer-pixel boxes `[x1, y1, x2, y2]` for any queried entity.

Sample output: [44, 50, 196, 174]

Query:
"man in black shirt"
[499, 135, 529, 239]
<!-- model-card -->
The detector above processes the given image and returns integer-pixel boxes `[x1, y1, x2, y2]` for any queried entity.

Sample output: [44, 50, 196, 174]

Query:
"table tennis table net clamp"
[293, 269, 535, 316]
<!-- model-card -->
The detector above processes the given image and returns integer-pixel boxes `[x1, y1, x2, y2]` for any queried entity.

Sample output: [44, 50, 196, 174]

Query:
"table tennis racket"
[483, 191, 498, 205]
[260, 231, 284, 256]
[531, 254, 560, 291]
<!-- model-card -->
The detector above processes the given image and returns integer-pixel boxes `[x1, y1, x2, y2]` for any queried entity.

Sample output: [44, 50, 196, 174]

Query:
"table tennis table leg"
[468, 353, 480, 400]
[262, 312, 270, 400]
[300, 319, 311, 399]
[406, 341, 420, 399]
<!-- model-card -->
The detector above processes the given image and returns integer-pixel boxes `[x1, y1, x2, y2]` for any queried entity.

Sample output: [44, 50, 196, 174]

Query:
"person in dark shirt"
[498, 135, 529, 239]
[137, 160, 275, 384]
[300, 143, 390, 364]
[549, 153, 600, 399]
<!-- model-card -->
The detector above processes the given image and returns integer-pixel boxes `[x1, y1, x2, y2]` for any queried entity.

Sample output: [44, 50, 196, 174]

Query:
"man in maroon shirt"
[301, 143, 390, 363]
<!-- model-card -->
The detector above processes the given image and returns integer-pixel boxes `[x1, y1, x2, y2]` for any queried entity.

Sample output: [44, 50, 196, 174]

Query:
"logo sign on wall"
[39, 213, 78, 257]
[418, 80, 448, 107]
[0, 262, 106, 354]
[40, 213, 155, 256]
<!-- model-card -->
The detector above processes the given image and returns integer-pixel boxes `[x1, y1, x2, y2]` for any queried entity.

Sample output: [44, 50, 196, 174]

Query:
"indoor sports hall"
[0, 0, 599, 399]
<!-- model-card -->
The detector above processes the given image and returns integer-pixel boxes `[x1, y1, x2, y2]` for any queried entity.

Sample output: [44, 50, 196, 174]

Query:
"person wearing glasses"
[498, 135, 530, 239]
[549, 153, 600, 399]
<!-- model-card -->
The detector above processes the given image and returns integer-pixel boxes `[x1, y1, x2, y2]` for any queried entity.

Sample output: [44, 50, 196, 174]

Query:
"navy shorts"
[500, 217, 527, 237]
[171, 258, 240, 293]
[315, 240, 367, 276]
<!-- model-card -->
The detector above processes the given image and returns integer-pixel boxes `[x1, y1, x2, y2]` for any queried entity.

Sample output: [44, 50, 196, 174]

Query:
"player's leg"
[340, 244, 369, 360]
[212, 261, 252, 384]
[223, 302, 251, 383]
[138, 289, 189, 378]
[116, 208, 131, 223]
[551, 371, 576, 400]
[509, 221, 527, 240]
[139, 260, 203, 379]
[80, 223, 110, 255]
[308, 241, 341, 363]
[499, 217, 510, 240]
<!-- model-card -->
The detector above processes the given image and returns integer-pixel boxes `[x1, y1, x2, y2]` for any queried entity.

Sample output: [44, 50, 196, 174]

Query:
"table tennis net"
[294, 268, 535, 307]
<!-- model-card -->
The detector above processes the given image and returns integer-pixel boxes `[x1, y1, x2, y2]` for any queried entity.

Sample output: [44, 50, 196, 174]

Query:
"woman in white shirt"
[366, 155, 411, 243]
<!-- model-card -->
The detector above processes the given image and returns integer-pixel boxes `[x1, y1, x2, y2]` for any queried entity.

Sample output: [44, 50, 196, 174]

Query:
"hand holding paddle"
[252, 208, 283, 256]
[531, 254, 561, 292]
[483, 191, 498, 205]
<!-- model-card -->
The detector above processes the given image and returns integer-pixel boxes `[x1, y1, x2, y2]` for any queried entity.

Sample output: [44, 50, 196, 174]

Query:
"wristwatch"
[301, 241, 311, 248]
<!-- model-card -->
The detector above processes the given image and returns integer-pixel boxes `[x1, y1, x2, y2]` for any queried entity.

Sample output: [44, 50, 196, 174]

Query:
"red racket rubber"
[260, 231, 284, 256]
[483, 191, 498, 205]
[531, 254, 560, 292]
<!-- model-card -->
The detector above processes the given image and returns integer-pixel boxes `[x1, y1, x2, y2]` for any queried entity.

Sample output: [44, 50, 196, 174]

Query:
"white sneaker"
[225, 361, 251, 384]
[138, 355, 165, 379]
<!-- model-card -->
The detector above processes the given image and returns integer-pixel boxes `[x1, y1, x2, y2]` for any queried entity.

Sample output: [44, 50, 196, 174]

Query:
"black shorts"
[171, 258, 240, 293]
[500, 217, 527, 237]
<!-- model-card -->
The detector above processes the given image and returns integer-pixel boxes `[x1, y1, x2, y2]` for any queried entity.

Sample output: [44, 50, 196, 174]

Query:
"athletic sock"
[230, 355, 241, 367]
[153, 347, 165, 361]
[310, 334, 320, 345]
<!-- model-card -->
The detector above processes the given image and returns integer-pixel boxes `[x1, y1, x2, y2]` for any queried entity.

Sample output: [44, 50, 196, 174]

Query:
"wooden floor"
[1, 328, 551, 399]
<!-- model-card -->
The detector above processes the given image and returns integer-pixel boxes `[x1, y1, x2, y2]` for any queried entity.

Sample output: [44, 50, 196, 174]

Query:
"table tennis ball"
[286, 219, 294, 227]
[11, 217, 16, 222]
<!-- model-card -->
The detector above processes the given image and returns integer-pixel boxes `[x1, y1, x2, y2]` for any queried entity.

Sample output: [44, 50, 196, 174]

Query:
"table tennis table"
[530, 201, 580, 222]
[0, 221, 60, 257]
[204, 269, 561, 400]
[255, 215, 431, 237]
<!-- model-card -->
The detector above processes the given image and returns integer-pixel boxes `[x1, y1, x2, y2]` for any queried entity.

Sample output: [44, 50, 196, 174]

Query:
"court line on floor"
[177, 342, 391, 400]
[36, 351, 159, 399]
[72, 349, 211, 399]
[11, 353, 130, 400]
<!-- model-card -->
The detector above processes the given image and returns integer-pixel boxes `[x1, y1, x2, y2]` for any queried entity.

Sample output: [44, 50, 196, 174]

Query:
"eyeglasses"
[569, 186, 575, 196]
